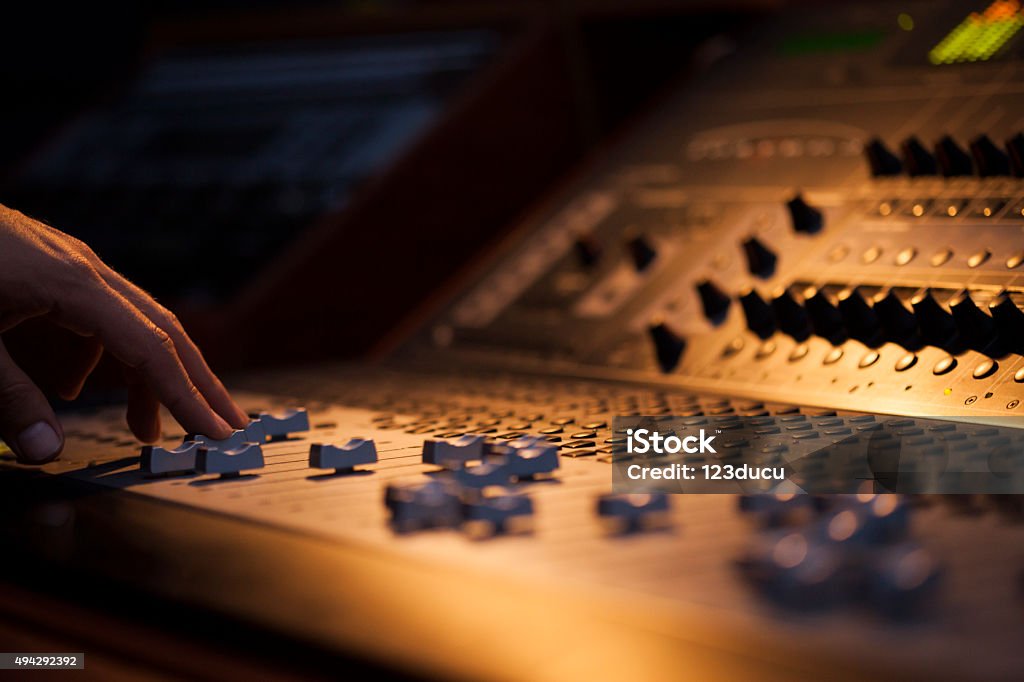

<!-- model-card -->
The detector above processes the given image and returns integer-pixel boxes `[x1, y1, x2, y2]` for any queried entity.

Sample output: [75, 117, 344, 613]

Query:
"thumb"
[0, 339, 63, 464]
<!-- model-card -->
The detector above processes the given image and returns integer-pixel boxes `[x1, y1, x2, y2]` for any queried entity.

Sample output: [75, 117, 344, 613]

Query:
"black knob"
[648, 321, 686, 373]
[911, 289, 960, 350]
[838, 287, 883, 346]
[627, 234, 657, 272]
[771, 288, 812, 341]
[873, 289, 921, 350]
[786, 193, 823, 234]
[949, 290, 998, 354]
[900, 136, 938, 176]
[739, 288, 776, 339]
[989, 292, 1024, 354]
[573, 234, 602, 268]
[1006, 132, 1024, 177]
[969, 134, 1010, 177]
[741, 236, 777, 278]
[804, 287, 847, 344]
[864, 138, 902, 177]
[934, 135, 973, 177]
[696, 279, 731, 323]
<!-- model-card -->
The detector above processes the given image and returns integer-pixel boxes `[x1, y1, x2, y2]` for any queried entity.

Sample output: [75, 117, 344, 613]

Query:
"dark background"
[0, 0, 769, 373]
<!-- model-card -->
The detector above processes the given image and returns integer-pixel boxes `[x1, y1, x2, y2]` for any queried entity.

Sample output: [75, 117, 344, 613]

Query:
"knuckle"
[157, 305, 184, 333]
[63, 235, 101, 263]
[132, 325, 177, 371]
[148, 326, 177, 357]
[59, 252, 103, 285]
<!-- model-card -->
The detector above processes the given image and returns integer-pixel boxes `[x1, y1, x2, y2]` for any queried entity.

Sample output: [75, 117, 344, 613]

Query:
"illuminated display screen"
[929, 0, 1024, 64]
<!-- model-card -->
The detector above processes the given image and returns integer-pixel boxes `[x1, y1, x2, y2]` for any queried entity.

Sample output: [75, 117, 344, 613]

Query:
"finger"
[0, 339, 63, 464]
[125, 368, 161, 443]
[100, 270, 249, 429]
[50, 275, 233, 439]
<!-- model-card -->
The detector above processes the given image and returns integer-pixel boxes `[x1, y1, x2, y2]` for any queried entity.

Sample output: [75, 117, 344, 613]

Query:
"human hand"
[0, 204, 248, 464]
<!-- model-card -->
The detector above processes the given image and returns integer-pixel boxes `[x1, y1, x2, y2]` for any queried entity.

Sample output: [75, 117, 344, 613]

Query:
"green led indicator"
[929, 0, 1024, 65]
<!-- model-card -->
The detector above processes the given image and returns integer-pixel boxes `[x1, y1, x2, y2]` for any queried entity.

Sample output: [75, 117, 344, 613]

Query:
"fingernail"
[17, 421, 63, 464]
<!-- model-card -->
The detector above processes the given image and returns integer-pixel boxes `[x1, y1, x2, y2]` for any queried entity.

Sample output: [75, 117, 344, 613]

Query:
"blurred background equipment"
[0, 0, 737, 366]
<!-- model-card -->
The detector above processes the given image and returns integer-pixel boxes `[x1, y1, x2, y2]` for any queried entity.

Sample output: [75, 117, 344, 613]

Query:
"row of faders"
[388, 432, 673, 537]
[142, 407, 380, 478]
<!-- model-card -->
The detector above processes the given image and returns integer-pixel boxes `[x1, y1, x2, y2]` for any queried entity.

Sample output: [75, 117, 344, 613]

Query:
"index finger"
[52, 276, 233, 439]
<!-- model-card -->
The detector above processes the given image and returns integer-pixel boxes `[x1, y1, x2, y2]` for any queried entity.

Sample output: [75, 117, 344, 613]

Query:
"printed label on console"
[611, 415, 1024, 494]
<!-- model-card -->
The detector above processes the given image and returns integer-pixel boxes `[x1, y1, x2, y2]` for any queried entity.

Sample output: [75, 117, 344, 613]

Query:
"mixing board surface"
[3, 366, 1018, 679]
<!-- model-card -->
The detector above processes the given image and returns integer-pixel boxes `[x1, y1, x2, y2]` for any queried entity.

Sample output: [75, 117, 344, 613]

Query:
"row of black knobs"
[650, 285, 1024, 372]
[640, 194, 823, 372]
[865, 133, 1024, 178]
[577, 195, 823, 274]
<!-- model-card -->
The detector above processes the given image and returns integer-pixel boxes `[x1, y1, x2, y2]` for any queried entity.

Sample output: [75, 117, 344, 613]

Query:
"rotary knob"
[739, 288, 776, 339]
[934, 135, 973, 177]
[989, 292, 1024, 354]
[969, 134, 1010, 177]
[648, 320, 687, 373]
[771, 288, 812, 341]
[910, 289, 960, 351]
[948, 290, 998, 353]
[626, 234, 657, 272]
[804, 287, 847, 344]
[873, 289, 921, 350]
[786, 193, 823, 235]
[864, 138, 902, 177]
[900, 136, 938, 176]
[741, 236, 778, 278]
[696, 278, 731, 323]
[837, 287, 883, 346]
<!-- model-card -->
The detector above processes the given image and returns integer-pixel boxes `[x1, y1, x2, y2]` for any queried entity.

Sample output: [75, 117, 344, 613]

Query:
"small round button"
[789, 343, 809, 362]
[722, 337, 745, 358]
[1014, 368, 1024, 383]
[895, 353, 918, 372]
[823, 348, 844, 365]
[828, 245, 849, 263]
[930, 248, 953, 267]
[973, 359, 998, 379]
[1007, 251, 1024, 270]
[862, 246, 883, 264]
[859, 351, 880, 368]
[967, 249, 991, 268]
[895, 247, 917, 266]
[755, 340, 777, 359]
[932, 355, 957, 375]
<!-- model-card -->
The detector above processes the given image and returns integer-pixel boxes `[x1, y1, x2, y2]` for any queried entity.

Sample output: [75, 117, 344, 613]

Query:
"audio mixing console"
[6, 1, 1024, 679]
